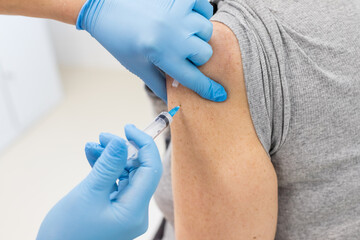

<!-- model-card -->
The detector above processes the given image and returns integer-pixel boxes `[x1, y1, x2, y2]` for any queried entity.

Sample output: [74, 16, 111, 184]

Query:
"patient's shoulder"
[200, 21, 243, 84]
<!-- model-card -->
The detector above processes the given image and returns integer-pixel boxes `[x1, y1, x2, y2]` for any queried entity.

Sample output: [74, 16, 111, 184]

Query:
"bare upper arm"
[167, 21, 278, 239]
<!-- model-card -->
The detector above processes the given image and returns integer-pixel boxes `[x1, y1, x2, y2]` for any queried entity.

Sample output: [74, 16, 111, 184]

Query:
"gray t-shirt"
[150, 0, 360, 239]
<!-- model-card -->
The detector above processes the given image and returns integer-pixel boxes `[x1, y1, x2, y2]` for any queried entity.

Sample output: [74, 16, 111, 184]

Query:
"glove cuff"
[76, 0, 91, 30]
[76, 0, 104, 32]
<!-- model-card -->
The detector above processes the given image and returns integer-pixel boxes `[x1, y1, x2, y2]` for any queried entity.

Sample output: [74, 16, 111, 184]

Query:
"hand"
[37, 125, 162, 240]
[76, 0, 227, 102]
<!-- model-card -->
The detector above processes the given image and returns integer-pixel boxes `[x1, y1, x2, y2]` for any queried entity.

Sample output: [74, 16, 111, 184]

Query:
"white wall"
[0, 16, 62, 152]
[46, 20, 124, 70]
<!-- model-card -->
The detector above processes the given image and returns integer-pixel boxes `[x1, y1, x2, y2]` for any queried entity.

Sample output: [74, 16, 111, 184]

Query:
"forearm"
[0, 0, 86, 24]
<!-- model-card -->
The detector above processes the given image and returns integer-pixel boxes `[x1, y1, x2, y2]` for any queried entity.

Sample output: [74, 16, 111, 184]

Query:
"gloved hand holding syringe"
[38, 106, 181, 240]
[126, 106, 180, 161]
[112, 106, 180, 196]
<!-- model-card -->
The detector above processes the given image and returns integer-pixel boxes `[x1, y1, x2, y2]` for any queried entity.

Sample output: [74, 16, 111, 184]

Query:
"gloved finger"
[99, 133, 146, 171]
[156, 57, 227, 102]
[85, 142, 104, 167]
[99, 132, 117, 148]
[193, 0, 213, 20]
[186, 37, 213, 66]
[114, 124, 162, 206]
[124, 124, 158, 150]
[85, 142, 118, 192]
[99, 132, 143, 191]
[185, 12, 213, 42]
[135, 61, 167, 102]
[85, 137, 128, 193]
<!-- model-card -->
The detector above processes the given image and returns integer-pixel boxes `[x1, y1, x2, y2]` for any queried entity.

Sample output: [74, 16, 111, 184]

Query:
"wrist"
[57, 0, 87, 25]
[0, 0, 86, 25]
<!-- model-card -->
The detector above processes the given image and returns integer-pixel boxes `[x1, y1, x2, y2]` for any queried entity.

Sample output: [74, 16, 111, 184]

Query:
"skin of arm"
[0, 0, 85, 24]
[167, 21, 278, 239]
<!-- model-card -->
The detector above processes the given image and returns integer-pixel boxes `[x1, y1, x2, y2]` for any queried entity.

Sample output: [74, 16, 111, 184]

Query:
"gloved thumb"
[114, 125, 162, 207]
[84, 136, 128, 193]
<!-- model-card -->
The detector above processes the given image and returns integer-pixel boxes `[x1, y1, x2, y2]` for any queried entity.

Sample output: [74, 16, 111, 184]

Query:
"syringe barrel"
[143, 112, 172, 138]
[126, 111, 173, 161]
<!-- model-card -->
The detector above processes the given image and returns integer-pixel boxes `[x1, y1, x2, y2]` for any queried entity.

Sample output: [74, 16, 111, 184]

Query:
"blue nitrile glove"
[76, 0, 227, 102]
[37, 125, 162, 240]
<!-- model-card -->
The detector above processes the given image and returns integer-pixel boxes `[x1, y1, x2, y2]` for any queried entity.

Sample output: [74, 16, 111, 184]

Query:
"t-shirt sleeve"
[211, 0, 291, 155]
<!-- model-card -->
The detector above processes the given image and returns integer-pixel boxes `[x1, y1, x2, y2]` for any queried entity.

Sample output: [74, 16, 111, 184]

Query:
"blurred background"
[0, 16, 164, 239]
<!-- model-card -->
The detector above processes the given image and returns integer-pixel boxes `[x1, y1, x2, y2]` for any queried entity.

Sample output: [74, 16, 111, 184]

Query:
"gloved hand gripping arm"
[77, 0, 227, 102]
[0, 0, 227, 102]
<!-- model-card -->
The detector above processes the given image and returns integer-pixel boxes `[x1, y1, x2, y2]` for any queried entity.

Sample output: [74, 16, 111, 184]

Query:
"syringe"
[126, 106, 180, 161]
